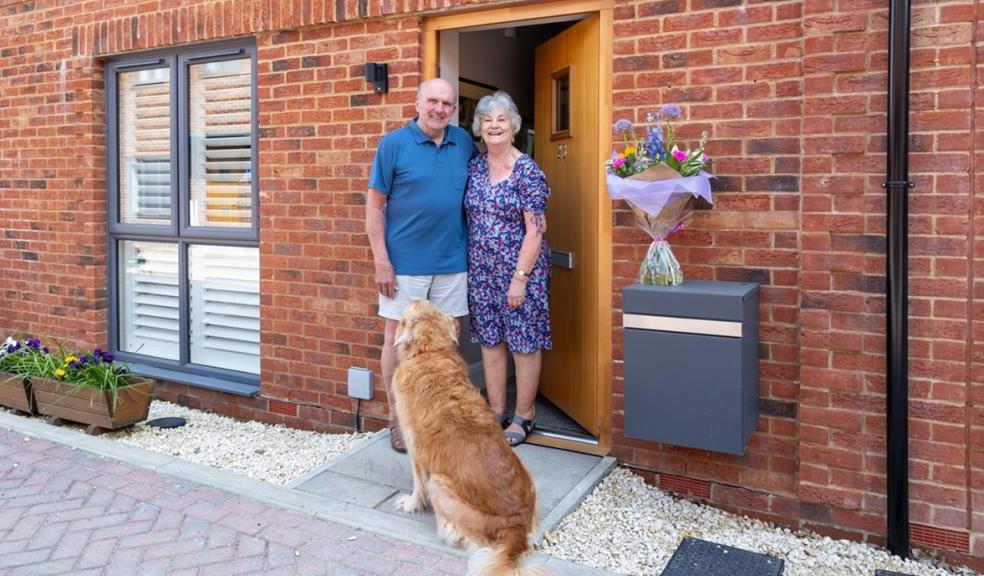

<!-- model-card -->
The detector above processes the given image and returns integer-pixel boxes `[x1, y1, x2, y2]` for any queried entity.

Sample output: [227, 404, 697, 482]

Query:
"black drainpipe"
[884, 0, 913, 558]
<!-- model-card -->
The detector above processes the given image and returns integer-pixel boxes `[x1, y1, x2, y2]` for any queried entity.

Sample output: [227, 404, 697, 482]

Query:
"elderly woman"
[465, 91, 551, 447]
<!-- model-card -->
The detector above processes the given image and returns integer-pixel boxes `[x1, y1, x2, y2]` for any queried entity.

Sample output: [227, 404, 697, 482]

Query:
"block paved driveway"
[0, 428, 469, 576]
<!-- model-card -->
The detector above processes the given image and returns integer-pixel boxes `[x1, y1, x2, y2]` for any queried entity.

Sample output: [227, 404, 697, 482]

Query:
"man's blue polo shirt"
[369, 120, 477, 275]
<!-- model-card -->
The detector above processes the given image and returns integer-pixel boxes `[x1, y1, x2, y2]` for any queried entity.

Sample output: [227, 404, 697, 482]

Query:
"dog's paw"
[395, 493, 425, 513]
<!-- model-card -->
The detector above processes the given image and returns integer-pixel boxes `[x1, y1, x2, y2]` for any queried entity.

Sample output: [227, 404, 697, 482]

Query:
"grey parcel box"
[622, 280, 760, 455]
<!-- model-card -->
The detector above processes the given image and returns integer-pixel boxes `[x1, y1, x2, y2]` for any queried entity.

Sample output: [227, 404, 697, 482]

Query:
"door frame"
[422, 0, 614, 455]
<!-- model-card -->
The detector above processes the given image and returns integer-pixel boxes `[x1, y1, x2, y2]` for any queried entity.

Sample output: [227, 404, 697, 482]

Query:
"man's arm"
[366, 187, 396, 298]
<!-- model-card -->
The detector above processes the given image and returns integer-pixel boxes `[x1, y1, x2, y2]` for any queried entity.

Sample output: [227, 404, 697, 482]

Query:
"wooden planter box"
[0, 373, 35, 414]
[32, 377, 153, 430]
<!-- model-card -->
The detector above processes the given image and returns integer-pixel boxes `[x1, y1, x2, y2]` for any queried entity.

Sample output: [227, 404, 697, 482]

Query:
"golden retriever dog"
[392, 299, 551, 576]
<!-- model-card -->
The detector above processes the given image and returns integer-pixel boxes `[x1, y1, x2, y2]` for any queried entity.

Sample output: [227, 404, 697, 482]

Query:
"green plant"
[0, 337, 59, 381]
[2, 337, 138, 409]
[54, 346, 135, 409]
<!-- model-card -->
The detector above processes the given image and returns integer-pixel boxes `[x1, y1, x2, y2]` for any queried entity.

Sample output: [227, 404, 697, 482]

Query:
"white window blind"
[189, 245, 260, 373]
[190, 59, 253, 227]
[120, 241, 179, 360]
[121, 71, 172, 224]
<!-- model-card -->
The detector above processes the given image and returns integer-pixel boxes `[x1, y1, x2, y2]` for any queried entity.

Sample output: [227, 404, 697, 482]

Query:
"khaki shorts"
[377, 272, 468, 320]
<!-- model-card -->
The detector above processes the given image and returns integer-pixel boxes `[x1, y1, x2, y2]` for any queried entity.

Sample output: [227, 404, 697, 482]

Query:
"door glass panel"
[553, 68, 570, 135]
[119, 240, 179, 360]
[188, 58, 253, 228]
[188, 244, 260, 373]
[118, 68, 172, 225]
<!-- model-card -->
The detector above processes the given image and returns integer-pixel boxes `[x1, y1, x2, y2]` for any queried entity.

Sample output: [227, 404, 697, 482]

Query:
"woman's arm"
[507, 210, 546, 309]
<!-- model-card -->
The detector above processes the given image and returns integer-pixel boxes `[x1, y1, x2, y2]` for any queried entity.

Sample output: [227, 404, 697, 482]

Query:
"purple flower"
[659, 103, 681, 120]
[702, 154, 710, 163]
[612, 157, 626, 169]
[69, 361, 79, 369]
[612, 118, 635, 136]
[644, 122, 665, 162]
[102, 352, 114, 363]
[672, 149, 688, 163]
[26, 338, 41, 348]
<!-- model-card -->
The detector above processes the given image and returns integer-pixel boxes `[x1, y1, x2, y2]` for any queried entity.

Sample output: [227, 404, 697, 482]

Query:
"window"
[552, 67, 570, 137]
[107, 40, 259, 390]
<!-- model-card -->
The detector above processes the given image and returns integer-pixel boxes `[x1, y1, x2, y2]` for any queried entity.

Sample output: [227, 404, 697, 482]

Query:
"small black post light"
[364, 62, 388, 94]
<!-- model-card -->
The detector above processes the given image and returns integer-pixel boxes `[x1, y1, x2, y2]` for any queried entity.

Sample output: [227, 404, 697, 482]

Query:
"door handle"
[551, 250, 574, 269]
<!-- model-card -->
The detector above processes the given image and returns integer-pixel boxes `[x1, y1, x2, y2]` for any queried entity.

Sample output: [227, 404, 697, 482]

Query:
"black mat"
[661, 537, 784, 576]
[501, 381, 590, 437]
[875, 571, 912, 576]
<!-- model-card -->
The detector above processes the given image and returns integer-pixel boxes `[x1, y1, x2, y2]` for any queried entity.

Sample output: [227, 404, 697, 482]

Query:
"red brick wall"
[970, 0, 984, 559]
[608, 0, 982, 565]
[795, 0, 980, 558]
[0, 0, 981, 567]
[610, 0, 804, 524]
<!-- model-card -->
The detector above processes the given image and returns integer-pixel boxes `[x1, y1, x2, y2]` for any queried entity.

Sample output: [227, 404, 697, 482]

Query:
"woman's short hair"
[471, 91, 523, 138]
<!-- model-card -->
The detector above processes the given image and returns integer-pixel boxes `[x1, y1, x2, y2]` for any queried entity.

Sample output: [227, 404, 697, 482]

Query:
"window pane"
[119, 68, 172, 224]
[119, 240, 179, 360]
[553, 70, 570, 134]
[189, 58, 253, 228]
[189, 244, 259, 373]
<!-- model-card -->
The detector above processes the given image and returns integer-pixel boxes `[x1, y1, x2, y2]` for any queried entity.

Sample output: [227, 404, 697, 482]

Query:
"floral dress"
[465, 153, 552, 353]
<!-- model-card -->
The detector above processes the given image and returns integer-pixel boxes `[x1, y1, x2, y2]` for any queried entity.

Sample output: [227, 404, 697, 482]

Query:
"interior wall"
[458, 29, 534, 119]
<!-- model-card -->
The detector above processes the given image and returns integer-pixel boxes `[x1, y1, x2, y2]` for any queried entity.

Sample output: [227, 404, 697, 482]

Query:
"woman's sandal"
[495, 413, 510, 430]
[504, 415, 535, 447]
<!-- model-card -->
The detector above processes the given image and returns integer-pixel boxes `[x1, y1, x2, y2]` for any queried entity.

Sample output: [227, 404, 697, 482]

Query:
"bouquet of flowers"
[605, 103, 713, 285]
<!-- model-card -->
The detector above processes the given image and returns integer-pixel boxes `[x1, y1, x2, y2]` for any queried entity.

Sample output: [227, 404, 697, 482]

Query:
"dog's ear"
[394, 318, 414, 350]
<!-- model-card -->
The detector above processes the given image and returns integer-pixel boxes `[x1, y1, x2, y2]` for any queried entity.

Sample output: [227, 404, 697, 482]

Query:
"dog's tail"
[467, 547, 552, 576]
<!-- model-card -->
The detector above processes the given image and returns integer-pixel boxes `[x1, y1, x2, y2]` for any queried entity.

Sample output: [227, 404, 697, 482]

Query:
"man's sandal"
[389, 423, 407, 454]
[504, 415, 535, 447]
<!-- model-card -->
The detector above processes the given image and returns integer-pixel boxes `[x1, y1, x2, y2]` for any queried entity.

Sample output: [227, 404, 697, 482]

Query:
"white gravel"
[100, 400, 373, 485]
[1, 399, 373, 486]
[541, 467, 979, 576]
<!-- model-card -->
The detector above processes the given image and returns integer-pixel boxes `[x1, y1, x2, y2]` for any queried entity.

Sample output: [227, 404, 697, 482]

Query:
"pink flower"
[672, 149, 687, 163]
[612, 157, 626, 169]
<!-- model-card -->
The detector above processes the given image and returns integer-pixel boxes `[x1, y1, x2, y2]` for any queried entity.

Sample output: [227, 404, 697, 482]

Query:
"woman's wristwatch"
[514, 268, 529, 280]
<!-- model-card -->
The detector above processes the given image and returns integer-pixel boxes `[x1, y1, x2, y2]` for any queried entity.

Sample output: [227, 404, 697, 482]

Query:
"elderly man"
[365, 78, 478, 452]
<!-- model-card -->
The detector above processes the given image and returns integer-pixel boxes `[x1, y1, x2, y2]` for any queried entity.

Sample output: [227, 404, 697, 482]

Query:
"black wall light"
[365, 63, 388, 94]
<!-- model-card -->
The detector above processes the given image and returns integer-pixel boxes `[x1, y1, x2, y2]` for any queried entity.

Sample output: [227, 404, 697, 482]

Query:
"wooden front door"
[535, 14, 601, 436]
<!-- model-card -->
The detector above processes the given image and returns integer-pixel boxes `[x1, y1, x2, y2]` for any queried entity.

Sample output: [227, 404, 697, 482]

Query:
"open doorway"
[442, 15, 603, 446]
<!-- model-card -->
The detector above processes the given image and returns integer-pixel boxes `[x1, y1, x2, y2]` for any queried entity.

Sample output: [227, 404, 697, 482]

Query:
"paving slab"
[297, 428, 616, 543]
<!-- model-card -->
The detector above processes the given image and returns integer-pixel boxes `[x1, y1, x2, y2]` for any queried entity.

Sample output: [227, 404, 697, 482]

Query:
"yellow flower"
[64, 355, 79, 364]
[625, 146, 637, 156]
[55, 368, 65, 377]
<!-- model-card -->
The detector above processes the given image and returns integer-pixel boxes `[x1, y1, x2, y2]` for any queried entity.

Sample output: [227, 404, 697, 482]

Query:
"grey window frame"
[106, 39, 260, 394]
